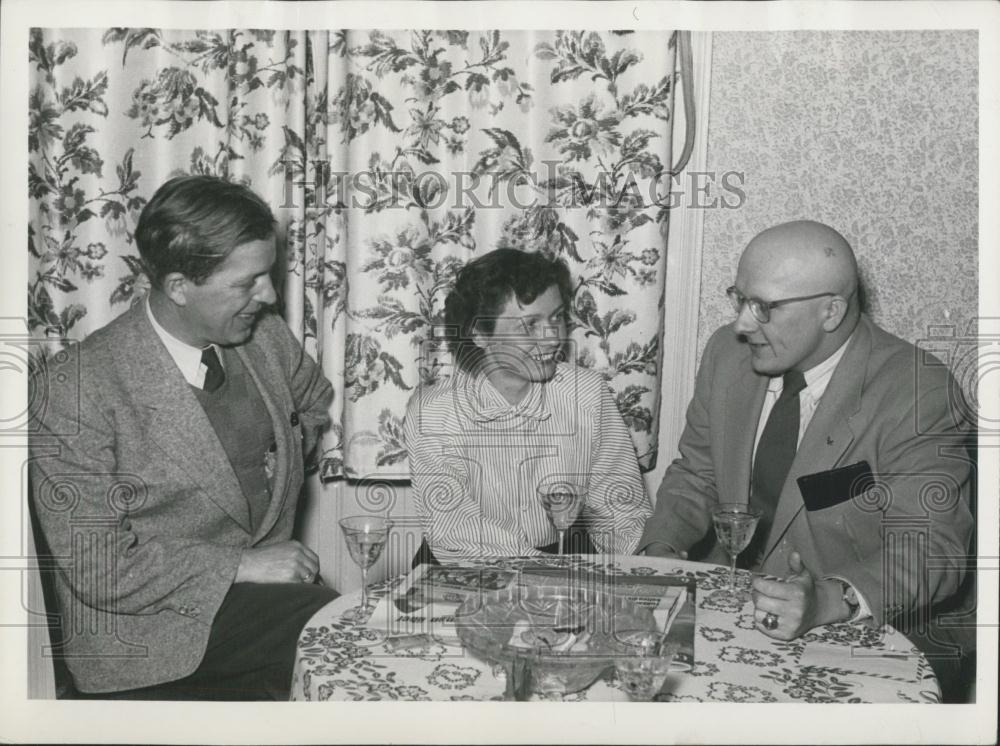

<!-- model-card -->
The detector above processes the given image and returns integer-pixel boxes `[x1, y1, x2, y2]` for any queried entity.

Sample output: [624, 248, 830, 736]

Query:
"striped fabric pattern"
[403, 363, 652, 562]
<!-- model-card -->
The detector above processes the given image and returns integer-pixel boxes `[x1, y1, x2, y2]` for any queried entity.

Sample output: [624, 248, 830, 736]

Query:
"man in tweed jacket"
[29, 176, 336, 699]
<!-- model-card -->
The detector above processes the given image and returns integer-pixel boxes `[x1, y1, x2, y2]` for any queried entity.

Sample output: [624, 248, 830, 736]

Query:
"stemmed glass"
[710, 503, 761, 599]
[537, 481, 587, 556]
[338, 515, 392, 622]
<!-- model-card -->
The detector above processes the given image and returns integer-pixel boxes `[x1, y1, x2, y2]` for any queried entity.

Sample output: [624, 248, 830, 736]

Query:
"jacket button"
[290, 412, 299, 426]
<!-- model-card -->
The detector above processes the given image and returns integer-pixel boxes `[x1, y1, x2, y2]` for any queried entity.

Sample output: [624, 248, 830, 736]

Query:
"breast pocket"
[798, 461, 881, 563]
[797, 461, 875, 511]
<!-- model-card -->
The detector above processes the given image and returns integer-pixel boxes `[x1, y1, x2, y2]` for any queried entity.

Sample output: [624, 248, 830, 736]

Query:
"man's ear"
[162, 272, 190, 307]
[821, 296, 849, 332]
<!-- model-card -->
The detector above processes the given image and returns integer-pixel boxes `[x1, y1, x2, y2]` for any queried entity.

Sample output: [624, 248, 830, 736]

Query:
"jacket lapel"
[761, 318, 872, 561]
[113, 305, 252, 532]
[719, 350, 768, 507]
[235, 341, 294, 543]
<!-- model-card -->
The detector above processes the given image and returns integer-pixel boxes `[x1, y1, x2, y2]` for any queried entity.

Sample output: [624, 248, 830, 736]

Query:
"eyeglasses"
[726, 286, 837, 324]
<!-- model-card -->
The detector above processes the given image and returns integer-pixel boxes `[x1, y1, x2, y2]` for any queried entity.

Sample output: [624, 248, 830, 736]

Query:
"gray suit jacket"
[29, 303, 333, 692]
[639, 315, 974, 628]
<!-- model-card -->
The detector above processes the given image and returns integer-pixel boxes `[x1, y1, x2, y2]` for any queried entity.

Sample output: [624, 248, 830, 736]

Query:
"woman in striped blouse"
[403, 249, 652, 564]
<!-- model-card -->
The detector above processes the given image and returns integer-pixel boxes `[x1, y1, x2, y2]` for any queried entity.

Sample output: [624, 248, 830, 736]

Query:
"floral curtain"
[28, 28, 679, 479]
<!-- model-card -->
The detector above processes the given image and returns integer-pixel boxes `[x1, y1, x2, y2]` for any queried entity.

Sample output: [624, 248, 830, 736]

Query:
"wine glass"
[711, 503, 761, 598]
[536, 481, 587, 555]
[338, 515, 392, 622]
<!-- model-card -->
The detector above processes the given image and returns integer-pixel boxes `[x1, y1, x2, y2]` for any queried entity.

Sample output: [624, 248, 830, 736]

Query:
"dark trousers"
[412, 524, 599, 568]
[74, 582, 338, 701]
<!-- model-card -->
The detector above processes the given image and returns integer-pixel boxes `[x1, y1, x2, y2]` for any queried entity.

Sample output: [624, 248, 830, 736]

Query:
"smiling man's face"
[175, 236, 278, 348]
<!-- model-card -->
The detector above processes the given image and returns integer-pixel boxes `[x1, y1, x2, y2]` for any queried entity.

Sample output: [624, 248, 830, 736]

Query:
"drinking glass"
[536, 482, 587, 555]
[711, 503, 761, 598]
[338, 515, 392, 622]
[615, 640, 679, 701]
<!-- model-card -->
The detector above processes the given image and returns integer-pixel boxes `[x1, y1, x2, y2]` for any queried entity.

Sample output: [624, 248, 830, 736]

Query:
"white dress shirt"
[145, 296, 222, 388]
[751, 336, 851, 458]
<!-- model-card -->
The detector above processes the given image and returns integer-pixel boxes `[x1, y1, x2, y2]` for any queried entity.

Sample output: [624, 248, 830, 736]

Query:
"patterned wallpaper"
[696, 31, 978, 396]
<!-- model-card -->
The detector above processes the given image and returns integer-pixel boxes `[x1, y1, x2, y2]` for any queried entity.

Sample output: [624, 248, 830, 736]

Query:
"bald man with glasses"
[638, 220, 975, 698]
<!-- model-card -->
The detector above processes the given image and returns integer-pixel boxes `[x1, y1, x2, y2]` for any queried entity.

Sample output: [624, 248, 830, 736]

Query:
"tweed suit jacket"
[639, 314, 974, 628]
[29, 303, 333, 693]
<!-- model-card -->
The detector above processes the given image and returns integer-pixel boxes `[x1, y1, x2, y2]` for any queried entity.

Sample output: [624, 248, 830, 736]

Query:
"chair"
[26, 492, 77, 699]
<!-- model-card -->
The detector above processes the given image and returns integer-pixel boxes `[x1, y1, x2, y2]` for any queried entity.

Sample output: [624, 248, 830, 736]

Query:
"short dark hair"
[135, 175, 276, 288]
[442, 248, 573, 373]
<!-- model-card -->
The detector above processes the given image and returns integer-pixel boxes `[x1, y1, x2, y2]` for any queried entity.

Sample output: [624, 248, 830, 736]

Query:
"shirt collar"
[145, 295, 219, 388]
[766, 331, 855, 400]
[459, 368, 551, 423]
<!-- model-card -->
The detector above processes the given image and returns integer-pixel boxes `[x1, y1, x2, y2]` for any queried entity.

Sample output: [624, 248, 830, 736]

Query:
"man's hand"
[750, 550, 844, 640]
[235, 540, 320, 584]
[641, 541, 689, 560]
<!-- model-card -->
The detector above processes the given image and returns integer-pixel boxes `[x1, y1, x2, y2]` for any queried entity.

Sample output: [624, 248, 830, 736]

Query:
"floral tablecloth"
[291, 555, 941, 703]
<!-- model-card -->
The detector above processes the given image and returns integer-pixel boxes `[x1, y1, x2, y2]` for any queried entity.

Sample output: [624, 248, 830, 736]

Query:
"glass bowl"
[455, 582, 657, 698]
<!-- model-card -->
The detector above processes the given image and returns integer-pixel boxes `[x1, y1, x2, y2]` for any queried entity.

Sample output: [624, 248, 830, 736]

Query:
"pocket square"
[797, 461, 875, 511]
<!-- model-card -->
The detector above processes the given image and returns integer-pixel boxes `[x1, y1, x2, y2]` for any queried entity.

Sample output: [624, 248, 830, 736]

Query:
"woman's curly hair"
[442, 248, 573, 373]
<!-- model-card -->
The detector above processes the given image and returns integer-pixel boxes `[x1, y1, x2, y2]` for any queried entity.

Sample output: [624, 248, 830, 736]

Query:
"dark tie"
[201, 346, 225, 392]
[744, 369, 807, 566]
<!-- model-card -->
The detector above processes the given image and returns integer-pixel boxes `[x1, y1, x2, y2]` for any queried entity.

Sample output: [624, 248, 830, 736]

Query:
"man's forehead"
[220, 237, 276, 267]
[737, 242, 816, 292]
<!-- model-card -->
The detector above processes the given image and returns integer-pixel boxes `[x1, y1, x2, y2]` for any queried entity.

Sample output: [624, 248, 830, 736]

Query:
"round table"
[291, 555, 941, 703]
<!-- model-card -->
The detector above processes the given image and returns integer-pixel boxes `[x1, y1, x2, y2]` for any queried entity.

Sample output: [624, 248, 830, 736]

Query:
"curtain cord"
[670, 31, 696, 176]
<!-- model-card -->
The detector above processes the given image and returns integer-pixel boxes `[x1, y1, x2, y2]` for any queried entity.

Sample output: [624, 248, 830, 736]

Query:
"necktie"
[744, 369, 807, 566]
[201, 346, 225, 392]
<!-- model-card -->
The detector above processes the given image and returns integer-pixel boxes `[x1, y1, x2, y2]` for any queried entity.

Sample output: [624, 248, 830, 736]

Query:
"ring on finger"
[762, 612, 779, 630]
